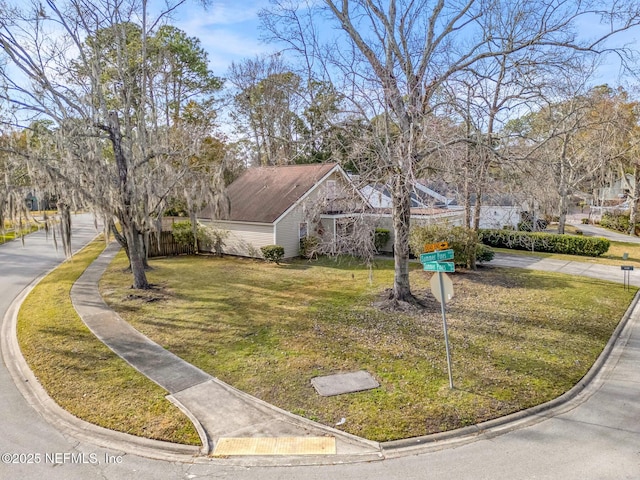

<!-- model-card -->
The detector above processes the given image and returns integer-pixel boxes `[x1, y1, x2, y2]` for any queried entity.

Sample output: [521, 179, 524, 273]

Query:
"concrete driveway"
[1, 215, 639, 479]
[569, 221, 640, 244]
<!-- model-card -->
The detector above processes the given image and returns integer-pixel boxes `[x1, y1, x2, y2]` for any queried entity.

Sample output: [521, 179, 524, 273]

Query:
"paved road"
[0, 216, 190, 479]
[491, 253, 640, 286]
[568, 221, 640, 244]
[1, 217, 639, 479]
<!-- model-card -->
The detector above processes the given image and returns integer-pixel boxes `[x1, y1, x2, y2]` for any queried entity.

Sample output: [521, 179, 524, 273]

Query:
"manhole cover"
[311, 370, 379, 396]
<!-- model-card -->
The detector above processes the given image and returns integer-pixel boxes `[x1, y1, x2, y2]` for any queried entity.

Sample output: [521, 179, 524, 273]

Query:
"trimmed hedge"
[261, 244, 285, 264]
[374, 228, 390, 252]
[478, 229, 610, 257]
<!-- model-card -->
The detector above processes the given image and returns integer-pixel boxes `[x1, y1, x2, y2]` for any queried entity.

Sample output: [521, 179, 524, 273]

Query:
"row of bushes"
[409, 224, 494, 268]
[478, 229, 610, 257]
[599, 212, 638, 234]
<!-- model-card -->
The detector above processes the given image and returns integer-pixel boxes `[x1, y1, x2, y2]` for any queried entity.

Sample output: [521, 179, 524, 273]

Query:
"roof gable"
[223, 163, 340, 224]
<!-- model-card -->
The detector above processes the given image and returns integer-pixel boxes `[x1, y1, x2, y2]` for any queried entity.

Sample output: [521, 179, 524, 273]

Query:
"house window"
[299, 222, 308, 240]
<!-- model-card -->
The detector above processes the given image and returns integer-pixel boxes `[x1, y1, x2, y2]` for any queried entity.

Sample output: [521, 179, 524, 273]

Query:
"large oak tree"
[262, 0, 640, 305]
[0, 0, 224, 288]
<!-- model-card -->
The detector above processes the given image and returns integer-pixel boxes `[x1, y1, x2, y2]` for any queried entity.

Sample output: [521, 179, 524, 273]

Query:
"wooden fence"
[148, 231, 196, 258]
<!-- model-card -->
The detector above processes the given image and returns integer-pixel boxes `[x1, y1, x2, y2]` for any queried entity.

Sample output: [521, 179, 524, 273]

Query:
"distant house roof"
[359, 181, 456, 209]
[200, 163, 340, 224]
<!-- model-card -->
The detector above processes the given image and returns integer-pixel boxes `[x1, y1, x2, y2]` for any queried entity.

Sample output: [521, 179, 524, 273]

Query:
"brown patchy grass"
[16, 240, 200, 445]
[100, 252, 636, 442]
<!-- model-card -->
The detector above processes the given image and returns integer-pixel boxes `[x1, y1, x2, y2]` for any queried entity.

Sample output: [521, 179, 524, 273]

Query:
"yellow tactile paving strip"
[213, 436, 337, 456]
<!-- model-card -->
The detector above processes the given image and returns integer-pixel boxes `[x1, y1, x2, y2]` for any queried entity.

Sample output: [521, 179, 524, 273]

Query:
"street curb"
[166, 394, 210, 455]
[380, 289, 640, 455]
[0, 245, 203, 463]
[4, 240, 639, 466]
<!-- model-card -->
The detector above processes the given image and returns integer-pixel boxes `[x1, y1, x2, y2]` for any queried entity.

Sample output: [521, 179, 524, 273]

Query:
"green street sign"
[420, 249, 454, 263]
[423, 261, 455, 272]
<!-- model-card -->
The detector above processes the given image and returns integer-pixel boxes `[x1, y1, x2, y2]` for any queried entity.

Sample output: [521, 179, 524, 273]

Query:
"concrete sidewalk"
[70, 242, 382, 463]
[491, 252, 640, 286]
[64, 241, 640, 469]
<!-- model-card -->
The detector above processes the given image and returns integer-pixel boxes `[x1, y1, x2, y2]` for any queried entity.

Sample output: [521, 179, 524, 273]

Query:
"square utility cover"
[311, 370, 379, 396]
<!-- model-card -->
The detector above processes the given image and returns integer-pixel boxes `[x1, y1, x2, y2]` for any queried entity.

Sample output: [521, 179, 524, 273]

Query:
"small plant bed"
[17, 240, 200, 445]
[100, 253, 636, 442]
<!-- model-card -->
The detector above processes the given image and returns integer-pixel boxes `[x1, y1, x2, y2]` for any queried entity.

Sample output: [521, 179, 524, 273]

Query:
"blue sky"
[173, 1, 638, 88]
[172, 1, 274, 75]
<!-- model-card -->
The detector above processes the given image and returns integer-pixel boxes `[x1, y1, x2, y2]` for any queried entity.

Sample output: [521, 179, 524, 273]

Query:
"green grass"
[16, 240, 200, 445]
[0, 225, 39, 244]
[100, 253, 636, 442]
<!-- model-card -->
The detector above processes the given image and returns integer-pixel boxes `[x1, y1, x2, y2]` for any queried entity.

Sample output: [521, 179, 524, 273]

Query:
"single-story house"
[198, 163, 367, 258]
[199, 163, 485, 258]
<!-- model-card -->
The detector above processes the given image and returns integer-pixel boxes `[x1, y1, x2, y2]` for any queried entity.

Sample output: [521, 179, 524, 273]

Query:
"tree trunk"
[629, 166, 640, 236]
[463, 166, 472, 228]
[558, 191, 568, 235]
[58, 202, 72, 258]
[557, 140, 569, 235]
[124, 223, 150, 289]
[390, 174, 413, 303]
[473, 185, 482, 231]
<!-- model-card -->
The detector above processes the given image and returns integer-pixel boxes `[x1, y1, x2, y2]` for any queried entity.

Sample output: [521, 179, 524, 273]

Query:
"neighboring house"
[470, 205, 521, 229]
[458, 193, 526, 230]
[594, 173, 633, 205]
[358, 181, 464, 253]
[198, 163, 365, 259]
[359, 181, 456, 209]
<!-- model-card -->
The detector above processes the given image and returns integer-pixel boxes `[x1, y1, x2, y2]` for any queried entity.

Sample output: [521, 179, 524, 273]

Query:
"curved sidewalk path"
[71, 242, 381, 462]
[3, 224, 639, 477]
[68, 240, 640, 470]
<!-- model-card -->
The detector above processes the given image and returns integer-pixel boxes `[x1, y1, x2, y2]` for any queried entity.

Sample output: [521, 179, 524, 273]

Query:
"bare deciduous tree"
[262, 0, 640, 306]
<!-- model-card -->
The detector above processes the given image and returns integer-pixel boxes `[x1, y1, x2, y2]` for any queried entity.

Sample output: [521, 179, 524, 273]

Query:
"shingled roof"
[204, 163, 340, 224]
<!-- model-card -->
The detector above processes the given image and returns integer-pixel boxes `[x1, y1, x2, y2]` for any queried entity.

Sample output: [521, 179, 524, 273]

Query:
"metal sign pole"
[621, 265, 634, 291]
[438, 270, 454, 389]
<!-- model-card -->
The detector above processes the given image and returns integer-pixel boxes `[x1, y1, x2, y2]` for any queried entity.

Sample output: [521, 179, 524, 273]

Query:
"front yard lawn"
[17, 240, 201, 445]
[100, 253, 636, 442]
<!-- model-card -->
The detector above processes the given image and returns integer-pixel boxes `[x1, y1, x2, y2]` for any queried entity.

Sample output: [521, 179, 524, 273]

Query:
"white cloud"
[172, 1, 274, 73]
[176, 0, 267, 28]
[199, 29, 274, 72]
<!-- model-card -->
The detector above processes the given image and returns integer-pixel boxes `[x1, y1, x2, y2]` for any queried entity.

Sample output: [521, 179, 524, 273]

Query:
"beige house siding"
[275, 204, 306, 258]
[203, 220, 274, 258]
[275, 170, 352, 258]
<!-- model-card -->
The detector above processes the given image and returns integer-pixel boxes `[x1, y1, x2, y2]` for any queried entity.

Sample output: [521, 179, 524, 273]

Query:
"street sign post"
[434, 270, 454, 389]
[621, 265, 634, 290]
[420, 249, 454, 263]
[420, 243, 455, 389]
[423, 261, 455, 272]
